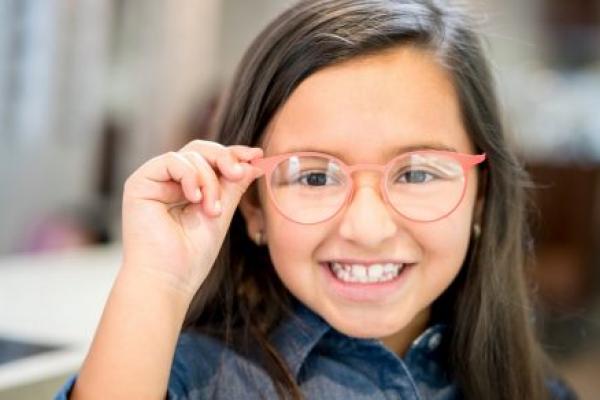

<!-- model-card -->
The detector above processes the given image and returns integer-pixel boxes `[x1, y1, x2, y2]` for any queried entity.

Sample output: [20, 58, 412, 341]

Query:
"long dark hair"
[184, 1, 556, 399]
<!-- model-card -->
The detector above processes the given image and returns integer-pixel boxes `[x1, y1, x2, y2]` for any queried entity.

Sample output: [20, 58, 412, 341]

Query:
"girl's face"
[240, 46, 481, 352]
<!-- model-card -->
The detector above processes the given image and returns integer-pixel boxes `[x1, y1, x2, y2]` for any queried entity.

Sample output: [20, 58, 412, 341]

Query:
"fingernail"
[194, 188, 202, 202]
[214, 200, 222, 213]
[232, 163, 243, 174]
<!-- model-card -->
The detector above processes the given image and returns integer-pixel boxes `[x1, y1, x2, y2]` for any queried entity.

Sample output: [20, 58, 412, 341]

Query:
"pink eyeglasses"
[251, 150, 486, 224]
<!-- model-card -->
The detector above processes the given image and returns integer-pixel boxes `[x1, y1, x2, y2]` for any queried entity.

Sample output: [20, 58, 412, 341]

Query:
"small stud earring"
[473, 222, 481, 239]
[254, 231, 265, 246]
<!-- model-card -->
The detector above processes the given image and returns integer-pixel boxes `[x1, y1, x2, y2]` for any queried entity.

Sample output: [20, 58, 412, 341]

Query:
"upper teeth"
[329, 262, 404, 283]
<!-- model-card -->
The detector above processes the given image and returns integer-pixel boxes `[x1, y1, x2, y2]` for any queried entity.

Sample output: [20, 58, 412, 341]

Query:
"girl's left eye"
[298, 171, 339, 186]
[396, 170, 436, 184]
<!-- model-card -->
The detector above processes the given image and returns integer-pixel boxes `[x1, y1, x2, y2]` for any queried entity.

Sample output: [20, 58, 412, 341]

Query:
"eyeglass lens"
[268, 153, 466, 223]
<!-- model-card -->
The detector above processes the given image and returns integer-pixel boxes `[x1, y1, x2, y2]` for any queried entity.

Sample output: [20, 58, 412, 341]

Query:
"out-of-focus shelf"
[0, 244, 121, 392]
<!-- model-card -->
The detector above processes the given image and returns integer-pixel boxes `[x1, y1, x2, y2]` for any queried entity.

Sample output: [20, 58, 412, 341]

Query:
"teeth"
[329, 262, 404, 283]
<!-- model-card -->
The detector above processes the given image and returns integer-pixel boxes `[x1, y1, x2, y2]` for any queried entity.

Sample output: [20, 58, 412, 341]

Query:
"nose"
[337, 183, 397, 248]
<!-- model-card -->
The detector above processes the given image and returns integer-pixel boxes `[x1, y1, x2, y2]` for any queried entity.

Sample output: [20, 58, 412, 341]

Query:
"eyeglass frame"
[250, 150, 486, 224]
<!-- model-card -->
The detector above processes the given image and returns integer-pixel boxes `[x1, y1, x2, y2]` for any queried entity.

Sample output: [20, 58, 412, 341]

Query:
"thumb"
[219, 163, 264, 213]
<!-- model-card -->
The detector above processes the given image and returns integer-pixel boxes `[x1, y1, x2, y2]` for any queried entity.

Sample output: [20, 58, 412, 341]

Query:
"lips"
[319, 260, 415, 302]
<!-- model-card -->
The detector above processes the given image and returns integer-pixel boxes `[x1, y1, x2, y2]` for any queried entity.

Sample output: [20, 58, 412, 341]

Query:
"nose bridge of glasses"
[345, 163, 386, 188]
[347, 163, 386, 177]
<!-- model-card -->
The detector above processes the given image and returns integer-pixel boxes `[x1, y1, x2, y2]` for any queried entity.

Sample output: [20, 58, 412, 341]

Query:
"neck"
[380, 307, 431, 357]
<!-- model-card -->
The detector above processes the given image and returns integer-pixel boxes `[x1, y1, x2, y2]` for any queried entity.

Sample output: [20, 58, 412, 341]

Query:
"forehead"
[262, 46, 474, 161]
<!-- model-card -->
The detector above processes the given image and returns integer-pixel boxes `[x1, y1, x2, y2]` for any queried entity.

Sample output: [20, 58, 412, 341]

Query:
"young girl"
[56, 1, 577, 399]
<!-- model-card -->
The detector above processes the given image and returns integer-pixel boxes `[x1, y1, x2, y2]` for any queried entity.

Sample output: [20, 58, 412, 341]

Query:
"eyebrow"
[278, 143, 458, 160]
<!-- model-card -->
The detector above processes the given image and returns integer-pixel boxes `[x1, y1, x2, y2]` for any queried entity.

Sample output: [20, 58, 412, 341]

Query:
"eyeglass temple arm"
[249, 157, 274, 176]
[461, 153, 486, 168]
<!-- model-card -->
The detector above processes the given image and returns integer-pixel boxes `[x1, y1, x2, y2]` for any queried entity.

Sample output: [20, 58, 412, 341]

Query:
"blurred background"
[0, 0, 598, 399]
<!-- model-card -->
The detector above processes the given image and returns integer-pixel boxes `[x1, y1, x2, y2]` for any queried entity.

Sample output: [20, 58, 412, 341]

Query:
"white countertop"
[0, 244, 121, 390]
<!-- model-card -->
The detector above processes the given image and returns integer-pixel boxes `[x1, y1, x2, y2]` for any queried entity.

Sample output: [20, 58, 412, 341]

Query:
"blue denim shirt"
[55, 301, 577, 399]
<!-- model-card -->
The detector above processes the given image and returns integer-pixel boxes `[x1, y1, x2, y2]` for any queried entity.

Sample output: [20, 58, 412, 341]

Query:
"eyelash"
[288, 170, 338, 186]
[395, 169, 437, 184]
[293, 169, 438, 186]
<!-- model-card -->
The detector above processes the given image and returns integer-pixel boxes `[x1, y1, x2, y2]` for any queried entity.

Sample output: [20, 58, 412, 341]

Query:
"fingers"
[179, 151, 222, 216]
[215, 150, 246, 181]
[128, 140, 265, 218]
[228, 145, 264, 162]
[177, 142, 264, 217]
[178, 140, 263, 174]
[179, 140, 264, 188]
[130, 152, 201, 205]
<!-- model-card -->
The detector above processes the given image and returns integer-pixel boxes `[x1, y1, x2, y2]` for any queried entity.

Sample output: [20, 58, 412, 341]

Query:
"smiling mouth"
[324, 261, 414, 284]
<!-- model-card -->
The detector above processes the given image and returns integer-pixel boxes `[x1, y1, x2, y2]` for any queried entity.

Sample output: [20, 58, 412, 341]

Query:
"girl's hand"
[120, 140, 264, 298]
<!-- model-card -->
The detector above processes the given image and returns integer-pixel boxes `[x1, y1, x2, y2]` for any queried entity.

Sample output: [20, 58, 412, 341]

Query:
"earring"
[254, 231, 265, 246]
[472, 222, 481, 239]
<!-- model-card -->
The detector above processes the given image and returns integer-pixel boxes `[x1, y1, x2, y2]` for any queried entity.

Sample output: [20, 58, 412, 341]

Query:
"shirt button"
[428, 332, 442, 351]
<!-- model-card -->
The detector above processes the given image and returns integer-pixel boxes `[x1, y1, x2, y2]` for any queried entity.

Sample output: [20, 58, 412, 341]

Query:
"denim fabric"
[165, 302, 455, 400]
[54, 301, 577, 399]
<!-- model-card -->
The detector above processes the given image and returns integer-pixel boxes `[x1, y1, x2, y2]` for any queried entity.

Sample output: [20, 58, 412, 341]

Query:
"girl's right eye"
[295, 171, 340, 186]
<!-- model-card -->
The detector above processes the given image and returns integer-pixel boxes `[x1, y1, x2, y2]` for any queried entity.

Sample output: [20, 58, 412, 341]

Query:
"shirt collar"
[270, 300, 448, 378]
[269, 300, 331, 377]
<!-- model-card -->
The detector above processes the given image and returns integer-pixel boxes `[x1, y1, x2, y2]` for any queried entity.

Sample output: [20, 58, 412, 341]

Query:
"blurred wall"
[0, 0, 221, 252]
[0, 1, 111, 254]
[217, 0, 290, 82]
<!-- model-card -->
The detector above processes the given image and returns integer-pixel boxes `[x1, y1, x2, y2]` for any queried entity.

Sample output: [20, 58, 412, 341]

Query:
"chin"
[324, 310, 407, 339]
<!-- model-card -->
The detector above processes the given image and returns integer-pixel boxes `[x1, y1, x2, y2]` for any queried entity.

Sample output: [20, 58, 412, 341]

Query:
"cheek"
[423, 213, 472, 260]
[262, 200, 320, 284]
[259, 180, 324, 260]
[414, 189, 476, 290]
[263, 196, 304, 252]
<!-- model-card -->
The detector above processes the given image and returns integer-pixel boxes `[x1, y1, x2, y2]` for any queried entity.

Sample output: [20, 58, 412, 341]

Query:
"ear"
[474, 168, 487, 223]
[238, 184, 266, 241]
[473, 196, 485, 223]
